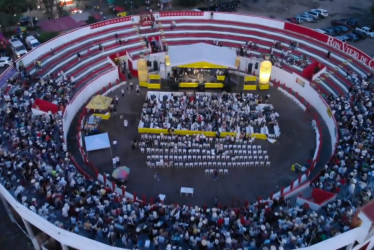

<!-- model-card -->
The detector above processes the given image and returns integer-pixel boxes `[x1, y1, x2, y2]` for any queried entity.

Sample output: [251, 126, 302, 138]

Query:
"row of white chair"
[141, 147, 268, 156]
[146, 160, 271, 168]
[205, 169, 229, 175]
[146, 154, 269, 162]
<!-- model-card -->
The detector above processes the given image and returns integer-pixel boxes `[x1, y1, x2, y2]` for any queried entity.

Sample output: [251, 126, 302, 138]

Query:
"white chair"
[266, 161, 271, 167]
[209, 169, 214, 174]
[224, 169, 228, 174]
[219, 169, 224, 174]
[205, 169, 209, 175]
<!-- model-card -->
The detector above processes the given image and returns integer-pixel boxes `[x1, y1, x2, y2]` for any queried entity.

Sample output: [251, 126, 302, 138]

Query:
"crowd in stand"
[140, 92, 280, 135]
[312, 73, 374, 209]
[0, 50, 374, 250]
[214, 0, 241, 12]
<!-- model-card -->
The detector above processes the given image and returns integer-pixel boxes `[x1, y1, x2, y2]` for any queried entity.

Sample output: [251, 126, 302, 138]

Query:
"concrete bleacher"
[27, 15, 369, 99]
[1, 12, 374, 250]
[19, 14, 370, 101]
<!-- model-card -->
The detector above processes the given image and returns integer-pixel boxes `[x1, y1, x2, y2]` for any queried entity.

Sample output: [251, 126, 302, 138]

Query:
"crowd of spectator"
[312, 73, 374, 209]
[0, 45, 373, 250]
[140, 92, 280, 135]
[214, 0, 241, 12]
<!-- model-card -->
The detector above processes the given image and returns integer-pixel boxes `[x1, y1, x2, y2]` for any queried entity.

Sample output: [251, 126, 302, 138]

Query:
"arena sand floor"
[85, 84, 331, 207]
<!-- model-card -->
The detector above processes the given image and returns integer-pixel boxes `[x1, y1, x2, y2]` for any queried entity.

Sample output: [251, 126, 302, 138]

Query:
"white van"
[9, 37, 27, 58]
[25, 35, 41, 50]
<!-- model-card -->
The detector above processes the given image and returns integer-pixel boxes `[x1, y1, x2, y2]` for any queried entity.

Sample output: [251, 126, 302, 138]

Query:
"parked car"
[18, 16, 38, 26]
[310, 9, 328, 17]
[9, 37, 27, 58]
[296, 15, 315, 23]
[304, 11, 320, 19]
[286, 17, 303, 24]
[315, 28, 327, 34]
[331, 19, 349, 27]
[355, 26, 374, 38]
[334, 25, 349, 33]
[335, 35, 350, 42]
[346, 33, 360, 42]
[112, 6, 125, 14]
[322, 27, 336, 36]
[0, 56, 12, 67]
[25, 35, 40, 50]
[352, 29, 366, 39]
[332, 18, 359, 28]
[346, 18, 359, 28]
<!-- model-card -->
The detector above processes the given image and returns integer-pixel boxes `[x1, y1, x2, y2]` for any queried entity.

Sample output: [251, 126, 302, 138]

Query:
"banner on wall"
[90, 16, 131, 29]
[159, 11, 204, 17]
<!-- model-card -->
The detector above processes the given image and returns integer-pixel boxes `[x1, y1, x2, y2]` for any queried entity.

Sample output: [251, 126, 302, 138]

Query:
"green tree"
[38, 31, 59, 43]
[86, 15, 97, 25]
[41, 0, 54, 17]
[0, 0, 30, 14]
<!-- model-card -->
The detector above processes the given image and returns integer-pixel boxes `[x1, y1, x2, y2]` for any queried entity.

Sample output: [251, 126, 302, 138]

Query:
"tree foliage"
[0, 0, 30, 14]
[41, 0, 54, 17]
[38, 31, 59, 43]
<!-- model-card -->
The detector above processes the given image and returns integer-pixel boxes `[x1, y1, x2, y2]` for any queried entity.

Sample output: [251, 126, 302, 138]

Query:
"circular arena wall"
[0, 11, 373, 250]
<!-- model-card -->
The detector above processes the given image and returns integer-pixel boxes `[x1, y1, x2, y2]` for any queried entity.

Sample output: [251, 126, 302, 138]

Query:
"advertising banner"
[90, 16, 131, 29]
[160, 11, 204, 17]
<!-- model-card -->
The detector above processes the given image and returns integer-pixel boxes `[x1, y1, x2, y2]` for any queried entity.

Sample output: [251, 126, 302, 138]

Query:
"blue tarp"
[84, 132, 111, 151]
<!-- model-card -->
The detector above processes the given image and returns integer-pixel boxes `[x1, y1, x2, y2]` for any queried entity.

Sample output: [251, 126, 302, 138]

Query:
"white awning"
[168, 43, 237, 68]
[84, 133, 111, 151]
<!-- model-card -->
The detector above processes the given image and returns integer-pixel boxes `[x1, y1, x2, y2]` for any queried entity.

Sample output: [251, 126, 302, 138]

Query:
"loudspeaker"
[224, 77, 232, 92]
[247, 63, 253, 73]
[255, 62, 259, 70]
[197, 83, 205, 92]
[153, 61, 158, 71]
[147, 61, 151, 67]
[169, 78, 179, 91]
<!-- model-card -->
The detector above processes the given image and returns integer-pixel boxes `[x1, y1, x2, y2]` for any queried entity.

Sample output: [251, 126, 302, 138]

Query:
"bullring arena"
[1, 10, 374, 250]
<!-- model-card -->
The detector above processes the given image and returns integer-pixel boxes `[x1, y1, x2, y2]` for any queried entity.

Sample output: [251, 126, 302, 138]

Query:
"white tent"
[167, 43, 237, 68]
[84, 133, 111, 151]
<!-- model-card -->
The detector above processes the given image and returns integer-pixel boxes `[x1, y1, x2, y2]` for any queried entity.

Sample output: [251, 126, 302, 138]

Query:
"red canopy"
[113, 6, 125, 12]
[32, 98, 59, 114]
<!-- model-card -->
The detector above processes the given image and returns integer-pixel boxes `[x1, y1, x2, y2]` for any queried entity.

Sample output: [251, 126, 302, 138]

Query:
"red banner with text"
[90, 16, 132, 29]
[160, 11, 204, 17]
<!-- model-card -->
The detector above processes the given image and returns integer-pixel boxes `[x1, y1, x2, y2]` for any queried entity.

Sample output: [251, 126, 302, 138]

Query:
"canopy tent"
[168, 43, 237, 68]
[84, 133, 111, 151]
[31, 98, 59, 116]
[86, 95, 113, 110]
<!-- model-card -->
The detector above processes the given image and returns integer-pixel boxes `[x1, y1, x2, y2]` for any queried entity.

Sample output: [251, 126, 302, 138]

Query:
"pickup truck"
[355, 26, 374, 38]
